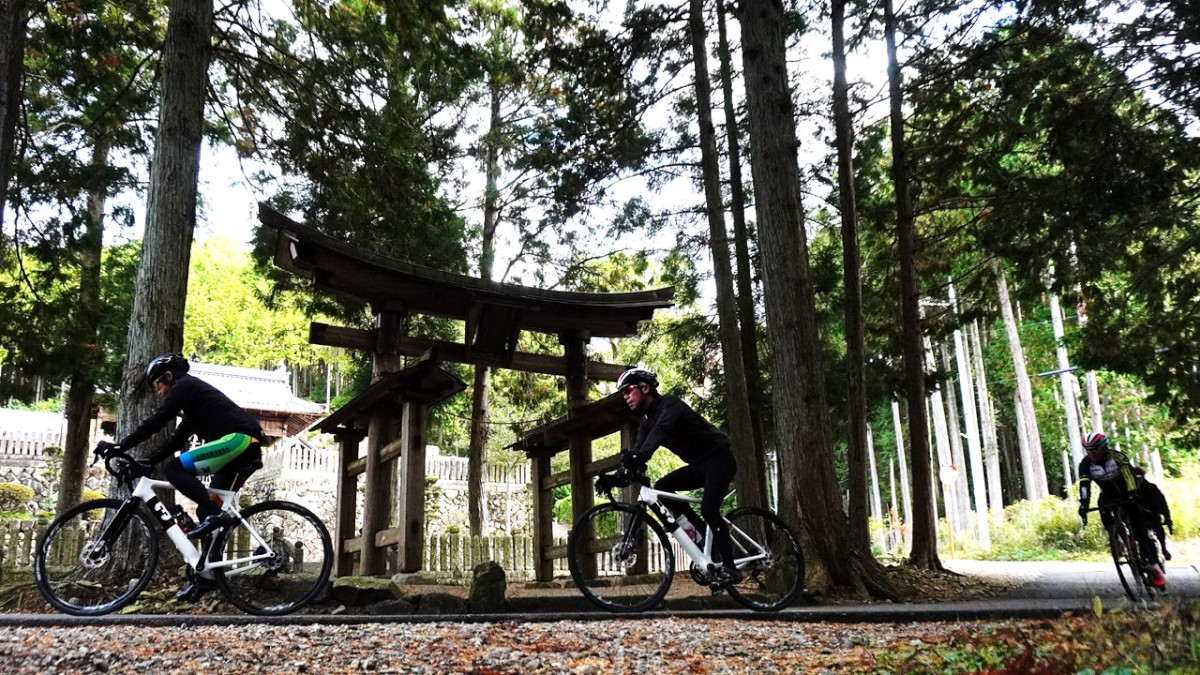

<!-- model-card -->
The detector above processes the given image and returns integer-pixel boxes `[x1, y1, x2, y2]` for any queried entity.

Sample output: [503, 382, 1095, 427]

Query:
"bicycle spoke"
[212, 501, 332, 616]
[724, 508, 804, 612]
[567, 503, 674, 613]
[34, 499, 160, 616]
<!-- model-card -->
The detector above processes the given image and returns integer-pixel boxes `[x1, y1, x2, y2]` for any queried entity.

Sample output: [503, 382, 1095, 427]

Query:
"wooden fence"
[0, 518, 48, 569]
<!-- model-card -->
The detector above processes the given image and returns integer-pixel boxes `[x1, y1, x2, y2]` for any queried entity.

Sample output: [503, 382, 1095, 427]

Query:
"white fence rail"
[0, 430, 62, 458]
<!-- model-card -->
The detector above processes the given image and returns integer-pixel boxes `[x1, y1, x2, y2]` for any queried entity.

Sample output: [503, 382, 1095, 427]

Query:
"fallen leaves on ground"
[1, 606, 1198, 674]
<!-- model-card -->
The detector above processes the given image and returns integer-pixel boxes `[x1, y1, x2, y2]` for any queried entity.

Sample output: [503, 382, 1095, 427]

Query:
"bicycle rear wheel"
[567, 502, 674, 613]
[34, 498, 160, 616]
[724, 507, 804, 611]
[1111, 513, 1152, 604]
[211, 500, 333, 615]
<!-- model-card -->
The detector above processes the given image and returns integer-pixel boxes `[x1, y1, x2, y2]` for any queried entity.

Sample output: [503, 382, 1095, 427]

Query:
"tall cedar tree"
[738, 0, 900, 598]
[116, 0, 212, 457]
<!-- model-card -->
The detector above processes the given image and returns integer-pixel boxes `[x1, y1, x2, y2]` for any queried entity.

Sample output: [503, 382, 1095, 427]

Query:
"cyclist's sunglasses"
[147, 374, 169, 390]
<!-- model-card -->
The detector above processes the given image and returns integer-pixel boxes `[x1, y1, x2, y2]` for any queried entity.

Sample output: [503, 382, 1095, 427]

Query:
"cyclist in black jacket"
[97, 353, 265, 601]
[1077, 431, 1167, 587]
[617, 367, 741, 587]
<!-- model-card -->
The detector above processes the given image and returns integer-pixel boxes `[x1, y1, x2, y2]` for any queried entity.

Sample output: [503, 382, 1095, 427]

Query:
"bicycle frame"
[123, 476, 274, 578]
[631, 484, 766, 573]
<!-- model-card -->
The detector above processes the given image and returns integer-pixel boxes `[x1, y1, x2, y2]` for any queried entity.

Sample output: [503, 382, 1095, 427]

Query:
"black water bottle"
[170, 504, 196, 533]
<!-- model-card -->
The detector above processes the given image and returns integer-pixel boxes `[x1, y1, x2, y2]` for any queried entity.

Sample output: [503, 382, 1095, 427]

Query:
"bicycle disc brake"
[610, 540, 638, 569]
[78, 541, 111, 570]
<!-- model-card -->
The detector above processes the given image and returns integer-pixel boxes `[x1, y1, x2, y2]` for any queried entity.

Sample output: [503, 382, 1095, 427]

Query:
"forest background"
[0, 0, 1198, 599]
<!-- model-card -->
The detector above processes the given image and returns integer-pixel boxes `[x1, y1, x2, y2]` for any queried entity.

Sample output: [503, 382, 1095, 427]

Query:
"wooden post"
[360, 309, 403, 575]
[397, 399, 428, 572]
[561, 332, 594, 577]
[333, 427, 365, 577]
[531, 453, 554, 582]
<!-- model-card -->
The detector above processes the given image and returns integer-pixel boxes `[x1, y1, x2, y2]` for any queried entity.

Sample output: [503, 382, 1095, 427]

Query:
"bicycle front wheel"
[212, 500, 333, 616]
[724, 507, 804, 612]
[34, 498, 160, 616]
[1111, 514, 1152, 604]
[567, 502, 675, 613]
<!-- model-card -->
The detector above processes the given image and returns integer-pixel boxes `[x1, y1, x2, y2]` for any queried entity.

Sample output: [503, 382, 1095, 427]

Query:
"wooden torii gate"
[260, 204, 674, 577]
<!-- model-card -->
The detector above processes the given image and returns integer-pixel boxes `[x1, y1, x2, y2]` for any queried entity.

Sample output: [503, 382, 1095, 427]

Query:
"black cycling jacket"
[628, 394, 731, 464]
[118, 373, 264, 463]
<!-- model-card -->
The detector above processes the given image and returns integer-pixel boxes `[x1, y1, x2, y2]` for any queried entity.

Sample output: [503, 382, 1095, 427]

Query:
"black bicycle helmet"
[1082, 432, 1108, 452]
[145, 353, 189, 387]
[616, 367, 658, 391]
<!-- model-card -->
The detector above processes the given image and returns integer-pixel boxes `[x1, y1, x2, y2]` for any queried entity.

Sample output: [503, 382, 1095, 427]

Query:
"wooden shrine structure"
[260, 203, 674, 577]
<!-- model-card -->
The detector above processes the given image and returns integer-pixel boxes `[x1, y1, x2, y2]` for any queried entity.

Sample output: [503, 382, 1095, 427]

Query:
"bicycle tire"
[211, 500, 333, 616]
[723, 507, 804, 611]
[34, 498, 160, 616]
[567, 502, 674, 613]
[1111, 511, 1152, 604]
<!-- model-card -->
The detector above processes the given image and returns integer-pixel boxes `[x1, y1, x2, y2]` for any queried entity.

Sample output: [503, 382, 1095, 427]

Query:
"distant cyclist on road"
[615, 366, 741, 587]
[1076, 431, 1168, 586]
[95, 353, 265, 601]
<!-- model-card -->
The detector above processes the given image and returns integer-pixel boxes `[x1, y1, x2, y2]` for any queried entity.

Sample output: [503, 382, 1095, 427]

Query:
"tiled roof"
[189, 362, 325, 415]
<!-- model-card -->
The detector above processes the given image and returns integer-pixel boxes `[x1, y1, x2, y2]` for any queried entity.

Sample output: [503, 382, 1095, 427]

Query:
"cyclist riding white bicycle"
[1076, 431, 1166, 587]
[613, 366, 742, 587]
[95, 353, 265, 601]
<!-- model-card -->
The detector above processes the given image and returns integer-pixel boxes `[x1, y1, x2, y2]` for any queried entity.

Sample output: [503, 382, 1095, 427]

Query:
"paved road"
[2, 560, 1196, 627]
[945, 559, 1200, 600]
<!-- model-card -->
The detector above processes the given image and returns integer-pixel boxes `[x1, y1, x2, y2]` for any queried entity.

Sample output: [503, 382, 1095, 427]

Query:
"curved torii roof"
[261, 204, 675, 346]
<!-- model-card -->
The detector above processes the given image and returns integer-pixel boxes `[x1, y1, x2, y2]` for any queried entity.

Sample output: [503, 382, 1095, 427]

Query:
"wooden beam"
[310, 322, 626, 380]
[545, 454, 622, 490]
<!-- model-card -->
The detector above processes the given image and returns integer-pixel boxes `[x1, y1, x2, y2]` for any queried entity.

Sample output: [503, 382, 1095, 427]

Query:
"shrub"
[987, 496, 1107, 560]
[81, 489, 105, 503]
[0, 483, 35, 512]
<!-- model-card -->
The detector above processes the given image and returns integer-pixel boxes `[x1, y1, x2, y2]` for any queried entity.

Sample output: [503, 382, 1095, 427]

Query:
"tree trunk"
[58, 138, 109, 514]
[467, 365, 490, 534]
[0, 0, 27, 227]
[971, 320, 1004, 517]
[952, 302, 990, 548]
[738, 0, 900, 600]
[891, 399, 912, 533]
[116, 0, 212, 453]
[1047, 278, 1083, 469]
[688, 0, 764, 510]
[831, 0, 871, 553]
[993, 260, 1048, 499]
[866, 425, 884, 551]
[939, 345, 970, 532]
[715, 0, 766, 463]
[925, 340, 955, 532]
[884, 0, 940, 570]
[468, 77, 504, 536]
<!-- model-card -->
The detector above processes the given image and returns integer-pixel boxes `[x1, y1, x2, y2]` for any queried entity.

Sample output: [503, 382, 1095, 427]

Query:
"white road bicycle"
[567, 467, 804, 613]
[34, 446, 333, 616]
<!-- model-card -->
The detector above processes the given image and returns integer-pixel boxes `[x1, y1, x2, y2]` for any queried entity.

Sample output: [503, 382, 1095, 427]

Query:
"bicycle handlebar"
[594, 466, 650, 501]
[91, 444, 154, 485]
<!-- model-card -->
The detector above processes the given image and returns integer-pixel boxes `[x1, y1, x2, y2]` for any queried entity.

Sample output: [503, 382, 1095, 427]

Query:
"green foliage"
[225, 0, 473, 316]
[951, 477, 1200, 561]
[984, 496, 1106, 561]
[183, 237, 354, 376]
[0, 483, 35, 512]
